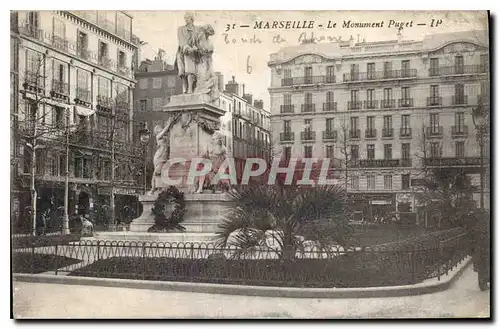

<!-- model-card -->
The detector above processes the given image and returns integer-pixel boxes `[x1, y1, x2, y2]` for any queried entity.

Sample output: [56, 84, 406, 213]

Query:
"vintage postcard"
[10, 10, 490, 319]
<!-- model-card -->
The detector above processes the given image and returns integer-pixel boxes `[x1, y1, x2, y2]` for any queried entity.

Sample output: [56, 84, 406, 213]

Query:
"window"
[367, 144, 375, 160]
[77, 31, 88, 57]
[367, 175, 376, 190]
[402, 143, 410, 159]
[326, 66, 335, 82]
[402, 174, 410, 190]
[350, 64, 359, 79]
[304, 66, 313, 78]
[383, 88, 392, 101]
[401, 114, 410, 130]
[304, 92, 312, 104]
[283, 94, 291, 105]
[383, 116, 392, 130]
[153, 77, 162, 89]
[430, 58, 439, 75]
[53, 106, 64, 128]
[455, 112, 465, 131]
[52, 60, 66, 94]
[326, 91, 334, 103]
[455, 83, 464, 99]
[326, 145, 334, 159]
[283, 120, 291, 132]
[350, 145, 359, 160]
[283, 146, 291, 160]
[53, 17, 66, 50]
[402, 87, 410, 99]
[383, 61, 392, 77]
[350, 117, 358, 131]
[116, 11, 132, 41]
[304, 145, 313, 158]
[430, 85, 439, 98]
[27, 11, 40, 29]
[153, 97, 163, 111]
[283, 68, 291, 79]
[384, 144, 392, 159]
[455, 55, 464, 72]
[401, 60, 410, 74]
[98, 77, 110, 98]
[304, 119, 312, 132]
[350, 90, 359, 102]
[430, 142, 441, 158]
[76, 69, 90, 101]
[321, 119, 332, 135]
[367, 116, 375, 130]
[26, 50, 43, 85]
[367, 63, 375, 79]
[366, 89, 375, 102]
[139, 99, 147, 112]
[350, 176, 359, 190]
[384, 175, 392, 190]
[430, 113, 440, 129]
[118, 50, 126, 68]
[455, 141, 465, 157]
[98, 41, 109, 60]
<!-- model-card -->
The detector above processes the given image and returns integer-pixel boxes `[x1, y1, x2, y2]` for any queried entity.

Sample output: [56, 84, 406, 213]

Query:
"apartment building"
[268, 30, 489, 220]
[11, 11, 141, 229]
[223, 76, 271, 182]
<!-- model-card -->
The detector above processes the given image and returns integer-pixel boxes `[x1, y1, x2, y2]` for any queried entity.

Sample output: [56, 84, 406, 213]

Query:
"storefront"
[348, 193, 397, 222]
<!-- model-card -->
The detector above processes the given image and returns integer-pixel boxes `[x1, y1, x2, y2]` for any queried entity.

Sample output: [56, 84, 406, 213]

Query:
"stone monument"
[94, 13, 232, 242]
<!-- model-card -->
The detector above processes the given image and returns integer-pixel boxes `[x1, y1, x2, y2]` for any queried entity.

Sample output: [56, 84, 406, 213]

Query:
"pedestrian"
[470, 209, 490, 291]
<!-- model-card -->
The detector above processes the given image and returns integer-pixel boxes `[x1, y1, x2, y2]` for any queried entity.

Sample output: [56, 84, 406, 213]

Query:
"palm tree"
[216, 184, 352, 261]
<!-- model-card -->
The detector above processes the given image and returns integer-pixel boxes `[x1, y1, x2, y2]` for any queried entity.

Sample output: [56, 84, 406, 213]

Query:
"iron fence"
[12, 227, 470, 288]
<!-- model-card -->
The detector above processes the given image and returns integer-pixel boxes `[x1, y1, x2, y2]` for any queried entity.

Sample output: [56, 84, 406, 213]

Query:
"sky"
[130, 11, 488, 108]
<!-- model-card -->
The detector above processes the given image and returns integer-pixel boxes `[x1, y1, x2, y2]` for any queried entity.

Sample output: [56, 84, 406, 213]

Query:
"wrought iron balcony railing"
[364, 100, 378, 109]
[343, 69, 417, 82]
[301, 131, 316, 141]
[322, 102, 337, 112]
[349, 129, 361, 139]
[398, 98, 414, 107]
[347, 101, 362, 110]
[52, 35, 69, 52]
[301, 103, 315, 113]
[97, 95, 113, 111]
[426, 126, 443, 137]
[424, 157, 482, 167]
[401, 158, 412, 167]
[382, 128, 394, 138]
[429, 65, 486, 76]
[452, 95, 468, 105]
[365, 129, 377, 139]
[75, 88, 91, 106]
[427, 96, 442, 106]
[280, 131, 294, 142]
[322, 130, 337, 141]
[400, 127, 412, 138]
[451, 125, 468, 137]
[280, 104, 294, 114]
[51, 80, 69, 97]
[359, 159, 400, 168]
[281, 75, 327, 86]
[381, 99, 395, 109]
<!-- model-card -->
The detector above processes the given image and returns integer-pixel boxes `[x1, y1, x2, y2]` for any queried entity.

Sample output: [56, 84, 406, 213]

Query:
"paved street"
[12, 264, 489, 319]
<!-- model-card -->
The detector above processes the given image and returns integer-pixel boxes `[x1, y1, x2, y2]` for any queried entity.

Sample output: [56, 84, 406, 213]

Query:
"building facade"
[268, 30, 490, 222]
[11, 10, 141, 231]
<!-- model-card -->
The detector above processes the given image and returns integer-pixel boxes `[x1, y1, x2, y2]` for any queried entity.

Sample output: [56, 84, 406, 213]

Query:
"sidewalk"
[12, 265, 490, 319]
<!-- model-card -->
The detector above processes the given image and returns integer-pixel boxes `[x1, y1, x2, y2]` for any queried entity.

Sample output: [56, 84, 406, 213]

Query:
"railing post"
[96, 240, 100, 278]
[54, 244, 59, 275]
[142, 242, 146, 280]
[31, 241, 35, 274]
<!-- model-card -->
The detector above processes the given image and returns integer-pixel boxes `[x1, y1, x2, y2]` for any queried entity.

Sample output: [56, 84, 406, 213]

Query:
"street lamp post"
[61, 108, 70, 235]
[472, 103, 489, 210]
[139, 125, 151, 194]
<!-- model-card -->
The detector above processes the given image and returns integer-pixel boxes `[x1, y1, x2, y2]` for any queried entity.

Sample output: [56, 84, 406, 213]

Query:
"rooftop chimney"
[253, 99, 263, 109]
[397, 30, 403, 43]
[215, 72, 224, 92]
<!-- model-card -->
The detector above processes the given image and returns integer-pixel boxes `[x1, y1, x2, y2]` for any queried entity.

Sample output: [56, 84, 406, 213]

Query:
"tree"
[216, 185, 352, 261]
[414, 168, 477, 229]
[335, 115, 353, 214]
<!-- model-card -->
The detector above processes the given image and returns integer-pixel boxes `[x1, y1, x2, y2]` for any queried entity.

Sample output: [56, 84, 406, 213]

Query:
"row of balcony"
[277, 66, 487, 87]
[279, 95, 481, 113]
[280, 126, 470, 142]
[343, 69, 418, 82]
[424, 157, 482, 167]
[19, 24, 132, 79]
[69, 132, 142, 156]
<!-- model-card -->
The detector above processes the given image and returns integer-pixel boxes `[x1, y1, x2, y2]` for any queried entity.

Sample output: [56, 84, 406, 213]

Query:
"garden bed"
[346, 224, 426, 247]
[12, 252, 81, 274]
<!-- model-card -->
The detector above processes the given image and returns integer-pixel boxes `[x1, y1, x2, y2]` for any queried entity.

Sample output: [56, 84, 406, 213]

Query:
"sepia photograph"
[9, 9, 490, 319]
